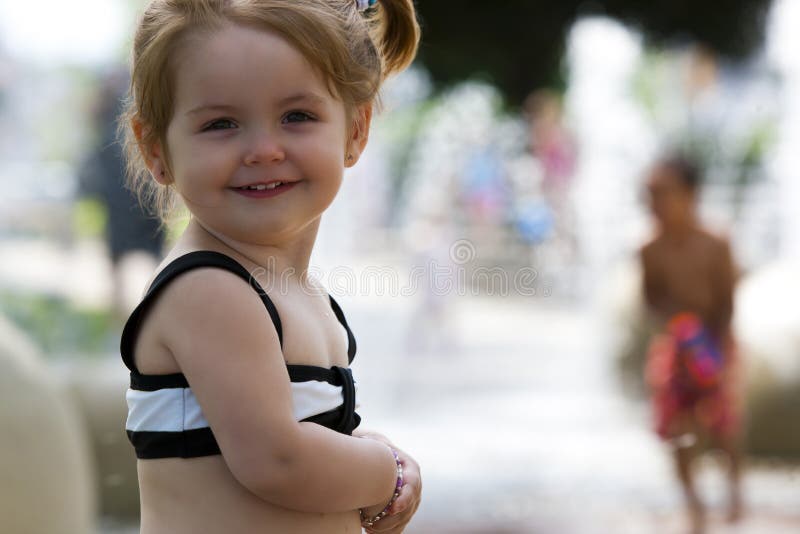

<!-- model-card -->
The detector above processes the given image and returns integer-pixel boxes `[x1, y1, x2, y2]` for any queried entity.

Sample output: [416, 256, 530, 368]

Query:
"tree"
[415, 0, 774, 105]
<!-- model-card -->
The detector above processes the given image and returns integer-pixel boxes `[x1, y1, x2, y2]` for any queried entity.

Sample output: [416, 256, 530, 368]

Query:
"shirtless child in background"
[639, 156, 743, 534]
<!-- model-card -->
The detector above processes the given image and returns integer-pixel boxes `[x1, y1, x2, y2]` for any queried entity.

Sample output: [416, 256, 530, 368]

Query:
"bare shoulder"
[133, 252, 278, 374]
[155, 266, 278, 347]
[696, 228, 731, 257]
[141, 247, 198, 292]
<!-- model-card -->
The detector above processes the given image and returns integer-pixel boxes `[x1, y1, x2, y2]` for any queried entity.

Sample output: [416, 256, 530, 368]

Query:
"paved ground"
[346, 293, 800, 534]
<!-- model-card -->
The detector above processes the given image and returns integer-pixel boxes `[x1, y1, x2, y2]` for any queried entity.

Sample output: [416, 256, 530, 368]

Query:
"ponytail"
[367, 0, 421, 79]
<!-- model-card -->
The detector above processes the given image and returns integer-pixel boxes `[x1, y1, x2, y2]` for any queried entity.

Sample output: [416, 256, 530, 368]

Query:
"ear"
[344, 103, 373, 168]
[131, 117, 171, 185]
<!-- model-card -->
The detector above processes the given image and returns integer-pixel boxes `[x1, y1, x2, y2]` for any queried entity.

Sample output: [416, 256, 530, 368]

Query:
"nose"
[244, 129, 285, 166]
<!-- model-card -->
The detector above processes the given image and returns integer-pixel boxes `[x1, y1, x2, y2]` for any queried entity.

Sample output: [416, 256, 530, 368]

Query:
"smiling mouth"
[234, 181, 290, 191]
[230, 180, 298, 199]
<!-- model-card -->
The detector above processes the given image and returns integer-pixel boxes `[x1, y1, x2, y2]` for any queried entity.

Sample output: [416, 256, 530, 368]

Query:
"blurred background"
[1, 0, 799, 533]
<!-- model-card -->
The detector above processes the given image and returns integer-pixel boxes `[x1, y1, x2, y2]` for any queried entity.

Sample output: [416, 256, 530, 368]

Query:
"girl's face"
[152, 24, 363, 245]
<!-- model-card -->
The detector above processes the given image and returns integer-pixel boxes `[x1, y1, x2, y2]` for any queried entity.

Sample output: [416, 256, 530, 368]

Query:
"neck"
[658, 216, 697, 241]
[184, 217, 320, 282]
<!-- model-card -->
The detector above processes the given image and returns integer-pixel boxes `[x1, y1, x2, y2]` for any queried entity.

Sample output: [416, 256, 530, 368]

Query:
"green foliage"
[631, 51, 668, 121]
[0, 290, 115, 356]
[739, 120, 777, 172]
[72, 198, 108, 239]
[375, 96, 440, 218]
[629, 47, 777, 200]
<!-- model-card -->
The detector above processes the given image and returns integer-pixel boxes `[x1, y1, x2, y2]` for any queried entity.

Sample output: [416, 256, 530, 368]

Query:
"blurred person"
[524, 89, 576, 200]
[640, 155, 743, 533]
[524, 89, 580, 294]
[117, 1, 422, 533]
[78, 67, 165, 320]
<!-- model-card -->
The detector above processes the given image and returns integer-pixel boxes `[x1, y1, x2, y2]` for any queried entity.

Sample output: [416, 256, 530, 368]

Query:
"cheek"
[168, 138, 234, 183]
[304, 144, 345, 202]
[295, 130, 346, 174]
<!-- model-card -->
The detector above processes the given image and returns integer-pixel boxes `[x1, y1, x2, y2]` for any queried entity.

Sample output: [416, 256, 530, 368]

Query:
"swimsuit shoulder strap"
[120, 250, 283, 374]
[328, 293, 357, 364]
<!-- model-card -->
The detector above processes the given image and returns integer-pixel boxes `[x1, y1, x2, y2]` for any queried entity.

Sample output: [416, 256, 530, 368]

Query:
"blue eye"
[202, 118, 237, 131]
[283, 111, 315, 124]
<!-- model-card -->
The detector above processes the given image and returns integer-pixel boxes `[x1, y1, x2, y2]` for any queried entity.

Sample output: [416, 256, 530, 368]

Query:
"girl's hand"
[365, 451, 421, 534]
[356, 431, 422, 534]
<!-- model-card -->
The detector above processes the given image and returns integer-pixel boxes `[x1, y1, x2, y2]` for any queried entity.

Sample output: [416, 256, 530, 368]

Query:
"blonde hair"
[119, 0, 420, 223]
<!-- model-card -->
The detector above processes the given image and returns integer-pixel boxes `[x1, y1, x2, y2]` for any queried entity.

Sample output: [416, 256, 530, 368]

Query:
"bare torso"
[132, 234, 361, 533]
[641, 227, 735, 337]
[137, 458, 360, 534]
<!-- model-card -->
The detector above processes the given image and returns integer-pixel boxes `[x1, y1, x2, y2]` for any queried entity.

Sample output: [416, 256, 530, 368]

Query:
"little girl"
[117, 1, 421, 532]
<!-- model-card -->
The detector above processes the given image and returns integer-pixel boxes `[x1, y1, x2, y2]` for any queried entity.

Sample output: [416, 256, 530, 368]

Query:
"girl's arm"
[157, 268, 398, 513]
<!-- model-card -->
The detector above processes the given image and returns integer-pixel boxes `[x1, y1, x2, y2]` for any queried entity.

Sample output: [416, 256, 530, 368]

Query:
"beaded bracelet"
[359, 448, 404, 528]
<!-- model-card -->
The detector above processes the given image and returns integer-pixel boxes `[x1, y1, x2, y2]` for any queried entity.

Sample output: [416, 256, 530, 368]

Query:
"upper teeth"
[243, 182, 283, 190]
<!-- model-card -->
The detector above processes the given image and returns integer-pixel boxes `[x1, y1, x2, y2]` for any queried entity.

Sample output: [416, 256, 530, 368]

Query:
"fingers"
[391, 483, 418, 515]
[365, 502, 418, 533]
[365, 515, 404, 532]
[390, 464, 421, 516]
[366, 481, 419, 532]
[366, 515, 409, 534]
[389, 486, 411, 515]
[362, 442, 422, 534]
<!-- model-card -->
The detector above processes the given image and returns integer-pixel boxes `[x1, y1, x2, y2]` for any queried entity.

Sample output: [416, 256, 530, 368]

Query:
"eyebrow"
[185, 93, 327, 116]
[278, 92, 327, 106]
[186, 104, 238, 116]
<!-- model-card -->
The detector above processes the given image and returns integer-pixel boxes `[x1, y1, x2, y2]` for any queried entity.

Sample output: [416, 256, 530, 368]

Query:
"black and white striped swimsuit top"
[119, 250, 361, 459]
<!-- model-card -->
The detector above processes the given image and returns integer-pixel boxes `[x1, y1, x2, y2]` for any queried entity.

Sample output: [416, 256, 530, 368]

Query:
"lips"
[230, 180, 298, 199]
[232, 180, 295, 191]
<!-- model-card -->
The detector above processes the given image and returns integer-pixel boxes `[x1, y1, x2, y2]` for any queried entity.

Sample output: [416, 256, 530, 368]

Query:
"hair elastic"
[356, 0, 378, 12]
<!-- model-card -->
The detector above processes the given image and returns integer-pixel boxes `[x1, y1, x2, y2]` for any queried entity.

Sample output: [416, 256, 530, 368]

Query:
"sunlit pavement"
[1, 239, 797, 533]
[346, 292, 800, 534]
